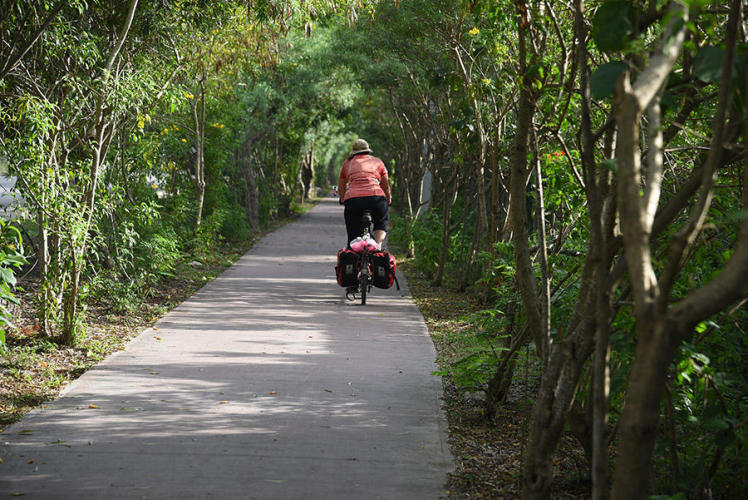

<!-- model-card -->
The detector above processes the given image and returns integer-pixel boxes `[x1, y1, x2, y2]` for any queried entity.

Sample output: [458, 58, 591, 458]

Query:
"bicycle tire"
[360, 272, 367, 305]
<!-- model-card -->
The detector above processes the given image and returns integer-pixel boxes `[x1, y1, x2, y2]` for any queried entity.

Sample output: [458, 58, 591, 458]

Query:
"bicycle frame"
[347, 210, 374, 305]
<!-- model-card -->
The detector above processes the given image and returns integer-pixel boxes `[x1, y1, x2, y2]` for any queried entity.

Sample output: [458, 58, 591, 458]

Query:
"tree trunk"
[61, 249, 80, 346]
[454, 45, 489, 285]
[610, 319, 675, 500]
[59, 0, 139, 343]
[37, 205, 51, 337]
[611, 3, 746, 496]
[489, 127, 500, 247]
[508, 5, 546, 363]
[247, 152, 260, 231]
[532, 127, 551, 352]
[522, 320, 596, 499]
[433, 173, 456, 286]
[301, 137, 315, 200]
[194, 76, 207, 229]
[239, 136, 260, 232]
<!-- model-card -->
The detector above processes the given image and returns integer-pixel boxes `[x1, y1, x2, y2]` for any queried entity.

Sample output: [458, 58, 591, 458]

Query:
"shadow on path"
[0, 199, 452, 499]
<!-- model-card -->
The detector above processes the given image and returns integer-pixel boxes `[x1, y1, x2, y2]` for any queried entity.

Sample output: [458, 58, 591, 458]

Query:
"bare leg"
[373, 230, 386, 245]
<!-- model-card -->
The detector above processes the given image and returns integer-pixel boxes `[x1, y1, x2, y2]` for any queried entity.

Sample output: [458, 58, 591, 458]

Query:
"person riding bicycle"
[338, 138, 391, 248]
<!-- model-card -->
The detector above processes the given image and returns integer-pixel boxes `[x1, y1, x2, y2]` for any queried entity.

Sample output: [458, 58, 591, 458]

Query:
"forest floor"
[397, 258, 591, 499]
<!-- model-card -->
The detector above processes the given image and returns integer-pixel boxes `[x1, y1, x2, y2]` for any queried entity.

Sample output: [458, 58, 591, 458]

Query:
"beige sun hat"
[350, 138, 372, 155]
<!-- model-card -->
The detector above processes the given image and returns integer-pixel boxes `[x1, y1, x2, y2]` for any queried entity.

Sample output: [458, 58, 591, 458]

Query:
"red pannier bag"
[336, 248, 359, 287]
[370, 251, 400, 290]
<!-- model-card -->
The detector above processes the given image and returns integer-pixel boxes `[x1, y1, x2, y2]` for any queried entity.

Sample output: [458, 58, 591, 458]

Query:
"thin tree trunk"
[434, 172, 457, 286]
[508, 2, 546, 364]
[194, 76, 206, 229]
[0, 0, 68, 80]
[240, 135, 261, 232]
[571, 0, 614, 495]
[37, 204, 50, 336]
[454, 45, 489, 281]
[247, 152, 260, 231]
[532, 126, 551, 352]
[60, 0, 139, 344]
[522, 317, 596, 499]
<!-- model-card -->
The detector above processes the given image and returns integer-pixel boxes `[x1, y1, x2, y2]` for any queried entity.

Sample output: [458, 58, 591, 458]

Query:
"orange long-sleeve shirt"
[338, 154, 389, 201]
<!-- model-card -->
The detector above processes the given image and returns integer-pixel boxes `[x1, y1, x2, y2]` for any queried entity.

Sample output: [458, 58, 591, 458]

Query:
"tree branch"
[0, 0, 68, 80]
[658, 0, 742, 302]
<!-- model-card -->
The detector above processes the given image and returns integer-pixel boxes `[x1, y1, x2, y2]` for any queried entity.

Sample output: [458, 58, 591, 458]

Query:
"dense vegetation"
[1, 1, 746, 498]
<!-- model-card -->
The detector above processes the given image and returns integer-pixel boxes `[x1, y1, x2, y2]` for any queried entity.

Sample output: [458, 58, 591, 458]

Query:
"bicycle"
[346, 210, 376, 305]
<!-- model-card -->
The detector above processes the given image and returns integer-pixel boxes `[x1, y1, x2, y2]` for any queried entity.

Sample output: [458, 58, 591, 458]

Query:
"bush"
[193, 209, 226, 258]
[0, 220, 28, 354]
[220, 206, 251, 242]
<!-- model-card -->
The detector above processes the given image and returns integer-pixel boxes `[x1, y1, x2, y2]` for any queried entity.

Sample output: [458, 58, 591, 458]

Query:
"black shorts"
[344, 196, 389, 244]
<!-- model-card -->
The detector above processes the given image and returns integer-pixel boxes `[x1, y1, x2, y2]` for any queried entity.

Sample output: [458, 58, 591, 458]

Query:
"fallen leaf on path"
[154, 337, 162, 341]
[88, 404, 98, 409]
[324, 389, 333, 393]
[150, 371, 159, 375]
[219, 401, 229, 404]
[268, 391, 276, 395]
[18, 430, 34, 435]
[27, 459, 34, 464]
[153, 327, 158, 330]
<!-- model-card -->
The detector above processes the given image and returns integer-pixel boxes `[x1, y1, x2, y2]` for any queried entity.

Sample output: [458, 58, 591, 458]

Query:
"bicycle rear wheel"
[360, 273, 367, 305]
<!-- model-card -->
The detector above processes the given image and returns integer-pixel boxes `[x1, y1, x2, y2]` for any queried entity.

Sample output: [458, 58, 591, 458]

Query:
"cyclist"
[338, 138, 391, 248]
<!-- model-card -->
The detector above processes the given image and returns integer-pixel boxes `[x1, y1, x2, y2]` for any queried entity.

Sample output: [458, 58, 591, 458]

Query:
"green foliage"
[693, 46, 724, 83]
[221, 207, 251, 243]
[407, 211, 444, 274]
[432, 309, 509, 390]
[0, 220, 28, 354]
[590, 61, 628, 100]
[193, 209, 227, 259]
[2, 1, 746, 496]
[592, 0, 636, 52]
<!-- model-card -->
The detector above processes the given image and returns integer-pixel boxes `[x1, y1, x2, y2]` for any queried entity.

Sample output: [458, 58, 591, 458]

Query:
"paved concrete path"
[0, 199, 452, 499]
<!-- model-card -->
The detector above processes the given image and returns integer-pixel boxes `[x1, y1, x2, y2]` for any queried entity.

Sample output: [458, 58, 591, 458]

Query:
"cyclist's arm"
[380, 171, 391, 205]
[338, 160, 349, 203]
